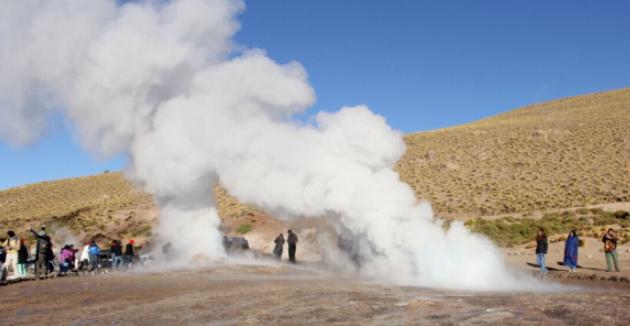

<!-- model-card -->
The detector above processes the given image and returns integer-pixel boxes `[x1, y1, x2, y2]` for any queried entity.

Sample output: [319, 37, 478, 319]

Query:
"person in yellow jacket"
[1, 230, 21, 280]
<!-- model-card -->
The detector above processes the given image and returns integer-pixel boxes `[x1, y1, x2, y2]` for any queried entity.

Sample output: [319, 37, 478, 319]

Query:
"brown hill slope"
[1, 88, 629, 242]
[398, 87, 630, 216]
[0, 172, 156, 243]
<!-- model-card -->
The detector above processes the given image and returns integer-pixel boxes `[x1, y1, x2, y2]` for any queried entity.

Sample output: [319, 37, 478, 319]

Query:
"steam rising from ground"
[1, 0, 539, 290]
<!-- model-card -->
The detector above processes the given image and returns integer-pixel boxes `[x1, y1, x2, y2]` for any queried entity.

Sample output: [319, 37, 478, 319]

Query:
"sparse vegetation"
[397, 88, 630, 216]
[466, 209, 630, 247]
[235, 223, 253, 234]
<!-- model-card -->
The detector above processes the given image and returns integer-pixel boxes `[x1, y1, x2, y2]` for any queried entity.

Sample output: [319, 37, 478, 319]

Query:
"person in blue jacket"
[88, 240, 101, 271]
[563, 229, 580, 273]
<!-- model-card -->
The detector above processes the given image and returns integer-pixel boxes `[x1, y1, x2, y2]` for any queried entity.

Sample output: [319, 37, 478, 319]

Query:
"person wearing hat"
[1, 230, 21, 280]
[28, 226, 52, 279]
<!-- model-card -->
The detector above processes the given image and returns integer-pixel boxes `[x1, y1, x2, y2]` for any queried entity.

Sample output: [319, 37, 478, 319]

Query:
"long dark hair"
[536, 227, 547, 241]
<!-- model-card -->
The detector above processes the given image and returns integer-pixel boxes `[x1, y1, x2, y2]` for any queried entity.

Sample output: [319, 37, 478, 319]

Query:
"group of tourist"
[535, 227, 621, 274]
[0, 226, 137, 283]
[273, 229, 299, 263]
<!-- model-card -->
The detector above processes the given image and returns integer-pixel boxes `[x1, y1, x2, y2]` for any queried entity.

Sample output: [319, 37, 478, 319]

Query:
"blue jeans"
[536, 253, 547, 273]
[111, 255, 123, 269]
[89, 254, 98, 271]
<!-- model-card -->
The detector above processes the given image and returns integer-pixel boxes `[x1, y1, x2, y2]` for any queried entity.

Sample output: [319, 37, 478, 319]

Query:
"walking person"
[603, 228, 621, 272]
[29, 226, 52, 279]
[287, 230, 298, 264]
[273, 233, 285, 260]
[124, 240, 135, 268]
[110, 240, 123, 269]
[563, 229, 579, 273]
[1, 231, 21, 280]
[88, 240, 101, 272]
[535, 228, 548, 274]
[17, 239, 29, 278]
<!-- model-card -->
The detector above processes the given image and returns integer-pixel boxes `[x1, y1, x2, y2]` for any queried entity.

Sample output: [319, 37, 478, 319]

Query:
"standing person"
[0, 239, 6, 281]
[17, 239, 29, 278]
[79, 243, 90, 270]
[563, 229, 580, 273]
[287, 230, 298, 264]
[124, 240, 135, 268]
[29, 226, 52, 279]
[603, 228, 621, 272]
[1, 231, 21, 280]
[110, 240, 123, 269]
[273, 233, 285, 260]
[535, 228, 548, 274]
[88, 240, 101, 271]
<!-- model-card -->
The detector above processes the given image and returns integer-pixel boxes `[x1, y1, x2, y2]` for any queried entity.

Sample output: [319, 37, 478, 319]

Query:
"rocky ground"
[1, 261, 629, 325]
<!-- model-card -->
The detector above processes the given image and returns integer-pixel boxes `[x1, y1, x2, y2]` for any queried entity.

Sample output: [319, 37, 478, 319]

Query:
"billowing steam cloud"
[1, 0, 538, 290]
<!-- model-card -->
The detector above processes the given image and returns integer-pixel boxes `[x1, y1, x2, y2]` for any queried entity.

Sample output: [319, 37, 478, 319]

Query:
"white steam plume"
[0, 0, 539, 290]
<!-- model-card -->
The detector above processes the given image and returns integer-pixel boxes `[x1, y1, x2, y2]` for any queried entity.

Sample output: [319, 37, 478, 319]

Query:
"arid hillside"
[1, 88, 629, 245]
[398, 87, 630, 217]
[0, 172, 156, 244]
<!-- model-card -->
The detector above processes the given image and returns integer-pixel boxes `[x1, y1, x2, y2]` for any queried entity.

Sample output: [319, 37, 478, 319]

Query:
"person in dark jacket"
[273, 233, 285, 260]
[0, 238, 6, 281]
[110, 240, 123, 269]
[17, 239, 29, 278]
[535, 227, 548, 274]
[287, 230, 298, 263]
[563, 229, 580, 272]
[29, 226, 52, 279]
[124, 240, 135, 267]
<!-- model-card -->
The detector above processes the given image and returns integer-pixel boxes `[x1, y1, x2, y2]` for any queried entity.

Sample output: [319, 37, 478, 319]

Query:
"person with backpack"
[88, 240, 101, 271]
[29, 226, 52, 279]
[535, 227, 548, 274]
[1, 230, 21, 280]
[603, 228, 621, 272]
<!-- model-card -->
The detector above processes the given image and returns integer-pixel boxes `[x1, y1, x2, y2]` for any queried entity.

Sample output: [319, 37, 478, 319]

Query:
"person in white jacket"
[78, 243, 90, 270]
[1, 231, 21, 280]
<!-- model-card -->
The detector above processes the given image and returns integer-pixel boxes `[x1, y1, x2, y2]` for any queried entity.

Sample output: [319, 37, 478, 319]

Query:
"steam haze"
[0, 0, 540, 290]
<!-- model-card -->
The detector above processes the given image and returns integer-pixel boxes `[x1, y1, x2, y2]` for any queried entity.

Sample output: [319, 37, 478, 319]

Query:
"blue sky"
[1, 0, 629, 190]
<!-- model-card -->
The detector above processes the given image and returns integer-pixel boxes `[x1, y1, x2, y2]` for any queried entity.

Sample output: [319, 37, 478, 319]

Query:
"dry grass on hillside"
[0, 172, 155, 243]
[0, 172, 263, 243]
[398, 88, 630, 217]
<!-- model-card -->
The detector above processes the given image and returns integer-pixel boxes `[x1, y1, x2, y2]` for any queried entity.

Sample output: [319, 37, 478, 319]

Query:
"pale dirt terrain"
[1, 263, 629, 326]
